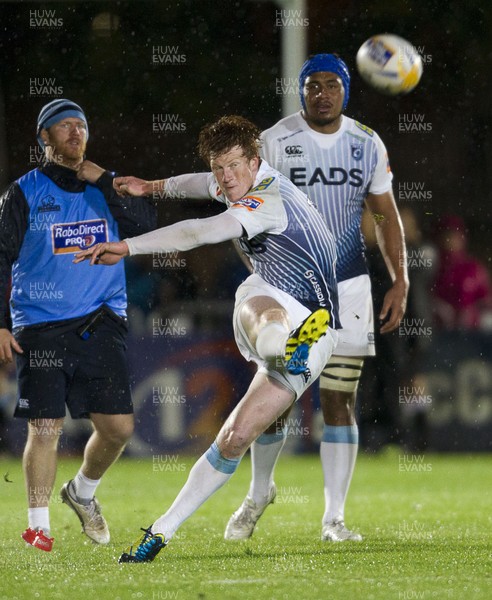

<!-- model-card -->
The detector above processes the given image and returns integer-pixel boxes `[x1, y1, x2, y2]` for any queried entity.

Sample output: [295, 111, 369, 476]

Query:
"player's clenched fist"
[74, 241, 130, 266]
[76, 160, 105, 183]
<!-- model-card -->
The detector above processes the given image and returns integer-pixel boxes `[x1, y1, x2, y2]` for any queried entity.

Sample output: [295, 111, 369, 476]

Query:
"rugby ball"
[356, 34, 423, 96]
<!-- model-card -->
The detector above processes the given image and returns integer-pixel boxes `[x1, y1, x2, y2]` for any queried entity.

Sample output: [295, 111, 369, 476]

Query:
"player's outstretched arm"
[125, 212, 244, 256]
[73, 241, 129, 266]
[113, 173, 211, 200]
[366, 191, 409, 333]
[74, 213, 243, 265]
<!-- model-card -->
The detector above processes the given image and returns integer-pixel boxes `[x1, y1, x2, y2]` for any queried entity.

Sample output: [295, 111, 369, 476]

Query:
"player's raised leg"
[222, 295, 290, 540]
[225, 298, 331, 540]
[119, 293, 332, 562]
[119, 295, 295, 561]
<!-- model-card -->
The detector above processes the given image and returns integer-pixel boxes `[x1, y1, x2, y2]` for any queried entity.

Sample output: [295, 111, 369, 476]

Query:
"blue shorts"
[13, 307, 133, 420]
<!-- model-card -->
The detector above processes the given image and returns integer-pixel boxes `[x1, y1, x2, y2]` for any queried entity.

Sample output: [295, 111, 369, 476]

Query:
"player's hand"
[379, 280, 408, 334]
[0, 328, 23, 363]
[113, 176, 150, 197]
[77, 160, 106, 183]
[73, 241, 130, 266]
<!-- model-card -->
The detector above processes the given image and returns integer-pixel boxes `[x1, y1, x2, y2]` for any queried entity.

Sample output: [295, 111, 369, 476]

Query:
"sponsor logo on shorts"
[231, 196, 264, 211]
[51, 219, 108, 254]
[18, 398, 30, 409]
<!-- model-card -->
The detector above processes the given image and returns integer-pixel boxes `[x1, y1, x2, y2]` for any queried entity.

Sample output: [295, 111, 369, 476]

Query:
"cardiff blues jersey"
[208, 161, 340, 328]
[261, 113, 393, 282]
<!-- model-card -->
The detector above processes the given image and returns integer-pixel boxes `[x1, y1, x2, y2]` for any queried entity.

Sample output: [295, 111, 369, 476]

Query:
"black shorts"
[13, 307, 133, 420]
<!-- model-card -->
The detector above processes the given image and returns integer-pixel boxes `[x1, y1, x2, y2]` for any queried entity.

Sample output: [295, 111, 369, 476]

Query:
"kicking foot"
[285, 309, 330, 374]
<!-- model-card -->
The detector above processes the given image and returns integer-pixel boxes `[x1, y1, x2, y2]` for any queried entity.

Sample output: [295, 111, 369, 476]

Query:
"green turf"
[0, 448, 490, 600]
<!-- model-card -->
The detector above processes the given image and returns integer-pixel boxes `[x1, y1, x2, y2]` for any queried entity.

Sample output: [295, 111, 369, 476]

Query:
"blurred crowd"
[358, 207, 492, 452]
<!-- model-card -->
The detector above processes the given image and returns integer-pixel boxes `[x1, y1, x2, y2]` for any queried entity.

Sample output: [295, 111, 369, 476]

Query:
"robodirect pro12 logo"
[51, 219, 108, 254]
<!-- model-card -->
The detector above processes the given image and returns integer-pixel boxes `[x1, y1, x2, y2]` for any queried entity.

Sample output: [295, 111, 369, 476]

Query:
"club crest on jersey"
[351, 144, 364, 161]
[51, 219, 108, 254]
[38, 194, 61, 213]
[232, 196, 264, 211]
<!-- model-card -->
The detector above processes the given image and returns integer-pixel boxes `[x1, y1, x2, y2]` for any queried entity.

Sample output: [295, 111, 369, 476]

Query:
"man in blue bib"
[0, 99, 156, 552]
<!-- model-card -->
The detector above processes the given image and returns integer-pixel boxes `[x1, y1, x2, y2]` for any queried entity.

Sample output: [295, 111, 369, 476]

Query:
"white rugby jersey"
[210, 160, 340, 327]
[261, 113, 393, 282]
[128, 161, 340, 327]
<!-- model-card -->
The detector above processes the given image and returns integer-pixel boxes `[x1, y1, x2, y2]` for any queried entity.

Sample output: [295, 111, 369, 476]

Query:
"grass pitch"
[0, 448, 490, 600]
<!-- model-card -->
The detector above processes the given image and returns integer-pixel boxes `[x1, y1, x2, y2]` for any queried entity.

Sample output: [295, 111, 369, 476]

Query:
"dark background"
[0, 0, 490, 259]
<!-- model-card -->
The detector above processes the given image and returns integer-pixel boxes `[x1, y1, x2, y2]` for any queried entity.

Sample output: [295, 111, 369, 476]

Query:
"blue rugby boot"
[118, 526, 167, 563]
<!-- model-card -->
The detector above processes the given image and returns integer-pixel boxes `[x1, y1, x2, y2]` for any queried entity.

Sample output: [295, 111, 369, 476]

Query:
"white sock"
[72, 471, 101, 505]
[255, 322, 289, 361]
[152, 444, 239, 540]
[320, 425, 359, 523]
[248, 431, 286, 505]
[28, 507, 50, 534]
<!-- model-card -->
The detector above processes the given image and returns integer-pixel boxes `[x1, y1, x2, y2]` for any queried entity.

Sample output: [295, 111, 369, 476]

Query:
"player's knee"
[116, 419, 134, 444]
[94, 415, 134, 446]
[321, 389, 356, 422]
[112, 421, 134, 446]
[239, 297, 288, 347]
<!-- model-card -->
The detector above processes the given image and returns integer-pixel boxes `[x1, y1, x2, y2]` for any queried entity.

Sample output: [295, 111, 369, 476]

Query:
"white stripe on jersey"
[261, 112, 393, 282]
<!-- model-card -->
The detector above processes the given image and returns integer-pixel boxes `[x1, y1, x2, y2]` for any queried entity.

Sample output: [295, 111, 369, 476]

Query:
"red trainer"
[22, 527, 54, 552]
